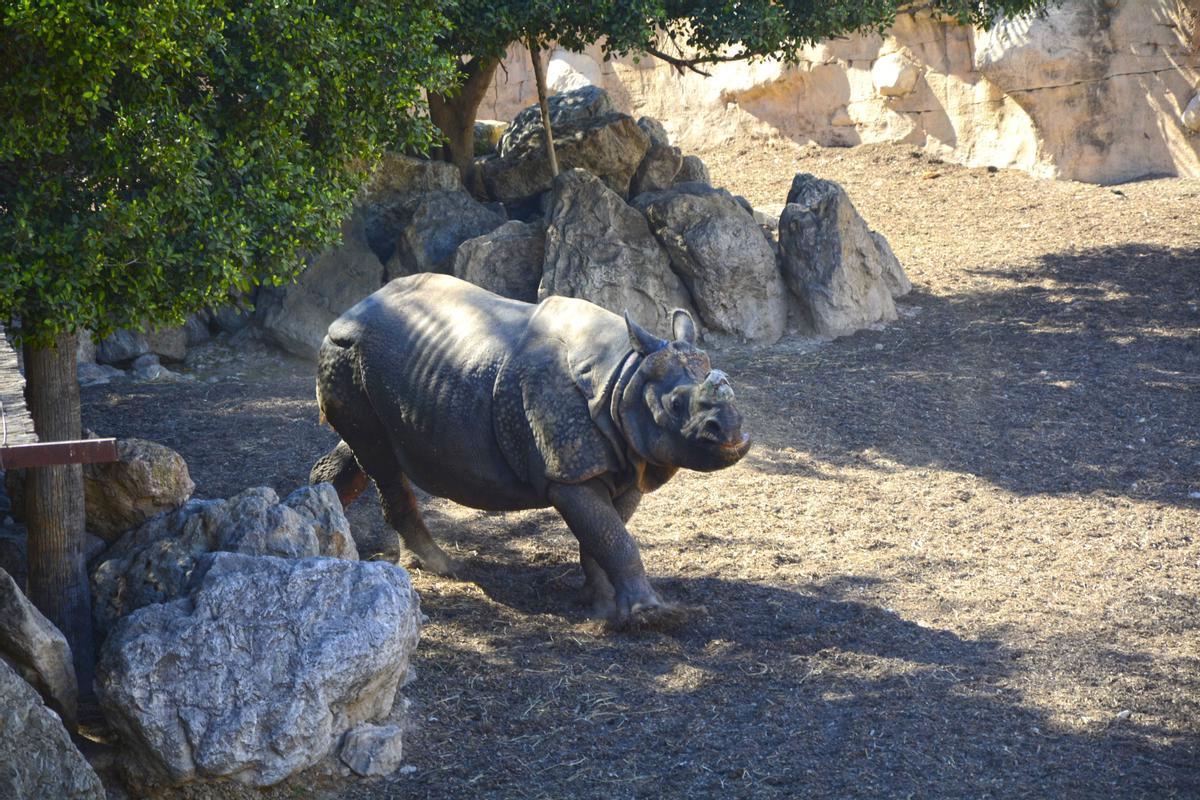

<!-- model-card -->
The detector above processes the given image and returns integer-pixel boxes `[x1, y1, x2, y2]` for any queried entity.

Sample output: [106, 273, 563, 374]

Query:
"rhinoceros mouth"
[711, 432, 751, 463]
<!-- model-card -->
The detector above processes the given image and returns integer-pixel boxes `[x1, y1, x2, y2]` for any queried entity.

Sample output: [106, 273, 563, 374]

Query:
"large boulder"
[497, 85, 616, 157]
[359, 152, 462, 264]
[96, 329, 149, 366]
[778, 174, 910, 338]
[97, 552, 421, 789]
[483, 113, 650, 204]
[539, 170, 695, 337]
[674, 154, 711, 186]
[260, 212, 386, 359]
[451, 220, 545, 302]
[83, 437, 194, 542]
[0, 659, 105, 800]
[385, 190, 506, 280]
[630, 143, 682, 197]
[633, 183, 788, 344]
[0, 568, 77, 726]
[91, 484, 357, 639]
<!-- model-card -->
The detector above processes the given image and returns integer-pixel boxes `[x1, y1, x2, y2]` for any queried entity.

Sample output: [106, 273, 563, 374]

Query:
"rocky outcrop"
[0, 659, 105, 800]
[451, 220, 545, 302]
[339, 722, 406, 777]
[386, 190, 505, 279]
[83, 437, 194, 542]
[97, 552, 421, 789]
[497, 85, 616, 157]
[630, 143, 682, 196]
[633, 183, 787, 344]
[91, 483, 357, 638]
[479, 1, 1200, 183]
[260, 213, 386, 360]
[540, 170, 696, 337]
[778, 173, 910, 338]
[483, 111, 650, 204]
[0, 568, 77, 726]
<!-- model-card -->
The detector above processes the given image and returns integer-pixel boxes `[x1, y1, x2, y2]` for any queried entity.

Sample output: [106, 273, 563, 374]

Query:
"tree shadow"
[739, 243, 1200, 506]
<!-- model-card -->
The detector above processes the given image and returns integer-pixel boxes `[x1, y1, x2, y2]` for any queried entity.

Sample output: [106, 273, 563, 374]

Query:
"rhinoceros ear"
[671, 309, 697, 345]
[624, 310, 666, 356]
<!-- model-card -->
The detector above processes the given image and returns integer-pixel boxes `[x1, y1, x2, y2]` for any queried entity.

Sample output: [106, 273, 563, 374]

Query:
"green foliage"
[0, 0, 454, 346]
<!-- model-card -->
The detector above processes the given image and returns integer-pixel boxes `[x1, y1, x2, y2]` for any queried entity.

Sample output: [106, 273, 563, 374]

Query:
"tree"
[429, 0, 1050, 177]
[0, 0, 453, 697]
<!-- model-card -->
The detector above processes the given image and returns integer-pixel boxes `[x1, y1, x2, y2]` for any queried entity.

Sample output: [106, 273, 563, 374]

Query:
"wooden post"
[528, 37, 559, 178]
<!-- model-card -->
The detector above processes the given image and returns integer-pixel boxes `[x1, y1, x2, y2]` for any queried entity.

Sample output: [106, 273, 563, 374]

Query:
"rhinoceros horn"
[697, 370, 735, 405]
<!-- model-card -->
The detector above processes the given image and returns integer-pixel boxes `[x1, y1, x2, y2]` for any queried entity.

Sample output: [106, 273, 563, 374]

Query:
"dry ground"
[82, 140, 1200, 799]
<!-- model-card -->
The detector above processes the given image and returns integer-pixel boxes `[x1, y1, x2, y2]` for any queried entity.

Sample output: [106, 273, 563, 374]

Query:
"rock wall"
[480, 0, 1200, 184]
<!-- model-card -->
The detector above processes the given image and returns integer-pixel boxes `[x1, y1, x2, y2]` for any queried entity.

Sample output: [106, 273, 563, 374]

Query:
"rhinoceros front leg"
[574, 488, 643, 615]
[549, 481, 681, 626]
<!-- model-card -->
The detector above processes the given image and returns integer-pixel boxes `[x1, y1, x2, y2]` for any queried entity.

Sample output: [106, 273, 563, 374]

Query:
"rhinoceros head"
[617, 309, 751, 472]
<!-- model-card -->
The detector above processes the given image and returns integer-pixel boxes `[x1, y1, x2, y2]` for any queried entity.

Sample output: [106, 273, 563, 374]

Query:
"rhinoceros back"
[326, 274, 631, 509]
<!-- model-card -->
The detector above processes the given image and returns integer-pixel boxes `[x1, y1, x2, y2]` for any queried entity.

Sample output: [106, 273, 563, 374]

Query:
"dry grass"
[83, 140, 1200, 799]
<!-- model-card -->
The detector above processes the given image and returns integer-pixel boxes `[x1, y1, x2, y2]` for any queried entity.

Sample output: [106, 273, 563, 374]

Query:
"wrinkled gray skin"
[311, 274, 750, 624]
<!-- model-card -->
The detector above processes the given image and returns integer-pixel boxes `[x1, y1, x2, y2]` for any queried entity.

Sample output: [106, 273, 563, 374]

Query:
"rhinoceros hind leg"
[310, 440, 370, 507]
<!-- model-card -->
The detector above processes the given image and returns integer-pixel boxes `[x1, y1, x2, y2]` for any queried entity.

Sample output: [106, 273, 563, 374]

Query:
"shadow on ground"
[739, 244, 1200, 506]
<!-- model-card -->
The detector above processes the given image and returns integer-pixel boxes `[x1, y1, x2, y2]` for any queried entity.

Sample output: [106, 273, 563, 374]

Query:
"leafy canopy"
[439, 0, 1051, 68]
[1, 0, 454, 346]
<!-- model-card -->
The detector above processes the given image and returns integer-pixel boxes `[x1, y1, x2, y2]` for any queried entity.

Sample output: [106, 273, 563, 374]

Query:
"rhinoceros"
[311, 273, 750, 624]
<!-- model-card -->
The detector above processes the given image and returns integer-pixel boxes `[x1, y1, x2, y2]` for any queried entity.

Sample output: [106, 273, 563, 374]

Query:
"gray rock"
[674, 154, 711, 186]
[76, 331, 96, 365]
[451, 220, 545, 302]
[77, 362, 124, 387]
[130, 362, 178, 382]
[339, 723, 405, 777]
[83, 437, 195, 542]
[778, 174, 910, 337]
[97, 329, 149, 365]
[183, 313, 212, 346]
[539, 170, 696, 338]
[637, 116, 670, 147]
[91, 485, 357, 638]
[260, 212, 386, 359]
[97, 552, 421, 789]
[633, 184, 787, 344]
[145, 325, 187, 363]
[386, 190, 505, 280]
[0, 568, 78, 727]
[498, 85, 616, 158]
[366, 151, 461, 198]
[630, 143, 682, 197]
[0, 659, 105, 800]
[210, 304, 252, 334]
[483, 113, 651, 205]
[130, 353, 159, 371]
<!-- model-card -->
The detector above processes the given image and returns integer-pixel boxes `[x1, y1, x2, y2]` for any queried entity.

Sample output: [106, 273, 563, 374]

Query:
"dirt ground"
[82, 140, 1200, 799]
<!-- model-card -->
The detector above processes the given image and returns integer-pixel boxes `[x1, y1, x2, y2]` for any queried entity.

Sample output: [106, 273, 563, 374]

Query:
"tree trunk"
[22, 331, 96, 702]
[428, 56, 501, 184]
[528, 37, 559, 178]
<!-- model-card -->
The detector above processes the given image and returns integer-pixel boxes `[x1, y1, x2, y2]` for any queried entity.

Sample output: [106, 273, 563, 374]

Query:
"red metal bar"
[0, 438, 119, 469]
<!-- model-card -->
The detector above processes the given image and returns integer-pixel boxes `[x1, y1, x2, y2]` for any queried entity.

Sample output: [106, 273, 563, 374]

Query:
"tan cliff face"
[480, 0, 1200, 184]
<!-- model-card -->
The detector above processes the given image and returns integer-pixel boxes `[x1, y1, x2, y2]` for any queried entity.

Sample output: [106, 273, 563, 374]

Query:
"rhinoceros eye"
[669, 393, 687, 417]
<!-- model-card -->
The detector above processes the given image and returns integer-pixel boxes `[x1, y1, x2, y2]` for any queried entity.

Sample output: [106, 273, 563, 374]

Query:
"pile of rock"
[253, 86, 909, 355]
[1, 440, 422, 795]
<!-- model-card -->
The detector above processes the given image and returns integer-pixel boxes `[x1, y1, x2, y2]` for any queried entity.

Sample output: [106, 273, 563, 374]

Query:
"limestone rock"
[339, 723, 405, 777]
[540, 170, 695, 337]
[451, 220, 545, 302]
[97, 329, 149, 366]
[483, 113, 650, 204]
[637, 116, 670, 147]
[1184, 94, 1200, 133]
[633, 183, 787, 344]
[474, 120, 507, 156]
[778, 174, 909, 338]
[386, 190, 506, 280]
[97, 552, 421, 789]
[0, 659, 104, 800]
[145, 325, 187, 363]
[0, 568, 78, 726]
[84, 437, 195, 541]
[91, 484, 357, 638]
[674, 155, 711, 186]
[260, 212, 386, 359]
[498, 85, 616, 158]
[365, 152, 461, 198]
[630, 143, 682, 197]
[872, 52, 920, 97]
